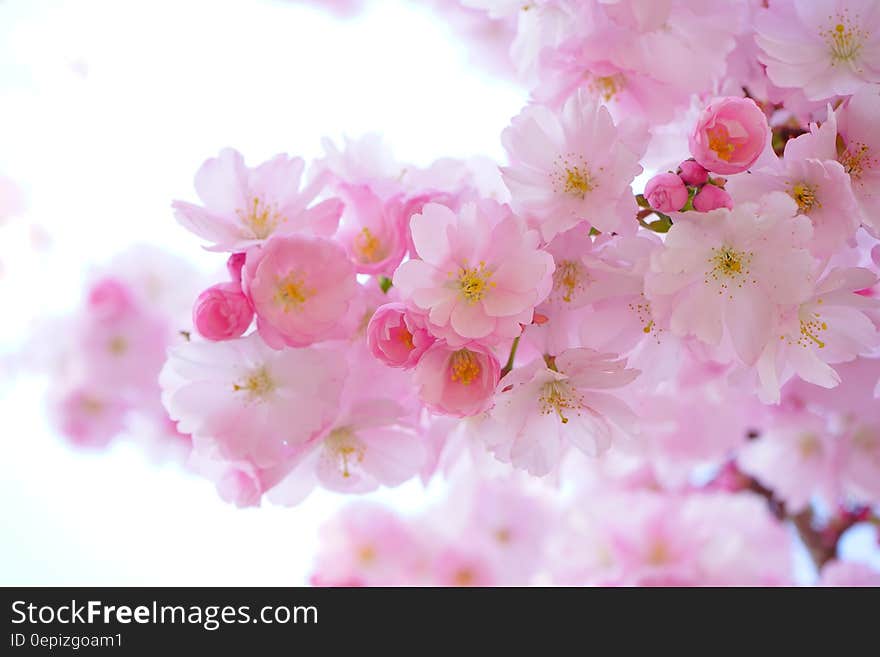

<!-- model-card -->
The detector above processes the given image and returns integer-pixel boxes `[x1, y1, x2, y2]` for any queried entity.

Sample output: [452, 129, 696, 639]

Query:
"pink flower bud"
[644, 173, 689, 213]
[227, 252, 246, 284]
[678, 159, 709, 186]
[366, 302, 434, 369]
[692, 184, 734, 212]
[689, 97, 768, 175]
[193, 282, 254, 341]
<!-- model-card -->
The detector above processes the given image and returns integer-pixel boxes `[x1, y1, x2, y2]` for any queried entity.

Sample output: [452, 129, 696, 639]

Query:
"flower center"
[397, 327, 414, 350]
[589, 74, 625, 102]
[274, 272, 313, 311]
[456, 262, 494, 303]
[706, 246, 754, 294]
[706, 124, 736, 161]
[839, 142, 872, 181]
[108, 335, 128, 355]
[824, 17, 864, 64]
[552, 154, 595, 199]
[237, 197, 282, 239]
[553, 259, 585, 303]
[628, 296, 661, 340]
[325, 427, 365, 479]
[233, 366, 275, 400]
[798, 434, 822, 459]
[538, 380, 583, 424]
[353, 227, 387, 263]
[449, 349, 481, 385]
[789, 182, 819, 214]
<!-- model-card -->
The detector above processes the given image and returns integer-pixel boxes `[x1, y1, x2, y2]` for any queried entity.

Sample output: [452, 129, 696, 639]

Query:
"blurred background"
[0, 0, 525, 585]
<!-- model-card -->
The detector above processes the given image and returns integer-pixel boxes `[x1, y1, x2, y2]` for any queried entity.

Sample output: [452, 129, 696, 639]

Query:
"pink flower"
[172, 148, 343, 252]
[728, 164, 858, 259]
[242, 235, 357, 348]
[692, 184, 733, 211]
[678, 160, 709, 186]
[755, 267, 880, 402]
[310, 504, 426, 586]
[335, 185, 407, 275]
[738, 411, 840, 512]
[160, 334, 347, 467]
[645, 193, 816, 366]
[689, 97, 769, 175]
[432, 547, 496, 587]
[835, 86, 880, 236]
[819, 560, 880, 586]
[192, 282, 254, 341]
[413, 342, 500, 417]
[366, 302, 434, 369]
[501, 89, 643, 241]
[393, 201, 554, 345]
[51, 384, 129, 449]
[481, 348, 639, 476]
[755, 0, 880, 101]
[644, 172, 688, 212]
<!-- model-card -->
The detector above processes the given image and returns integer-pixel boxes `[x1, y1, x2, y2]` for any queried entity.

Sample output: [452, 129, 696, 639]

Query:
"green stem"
[500, 336, 520, 378]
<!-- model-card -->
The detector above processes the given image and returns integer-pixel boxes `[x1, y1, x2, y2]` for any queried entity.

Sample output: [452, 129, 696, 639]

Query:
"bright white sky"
[1, 0, 876, 585]
[0, 0, 525, 585]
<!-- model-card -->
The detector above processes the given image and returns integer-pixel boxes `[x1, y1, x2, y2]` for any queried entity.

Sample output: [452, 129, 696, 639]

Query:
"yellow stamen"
[707, 124, 736, 161]
[450, 349, 481, 385]
[232, 366, 275, 400]
[274, 272, 313, 311]
[325, 427, 365, 479]
[798, 434, 822, 458]
[107, 335, 128, 355]
[236, 197, 282, 239]
[553, 260, 584, 303]
[456, 262, 495, 303]
[353, 227, 387, 263]
[824, 17, 864, 63]
[789, 182, 819, 214]
[706, 246, 754, 296]
[538, 380, 584, 424]
[551, 154, 596, 199]
[589, 74, 625, 102]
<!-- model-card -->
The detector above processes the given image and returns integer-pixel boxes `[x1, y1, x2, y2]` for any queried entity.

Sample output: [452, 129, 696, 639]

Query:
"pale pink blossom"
[482, 348, 639, 476]
[192, 283, 254, 341]
[160, 334, 347, 468]
[738, 411, 840, 512]
[645, 193, 816, 366]
[755, 267, 880, 402]
[835, 85, 880, 236]
[242, 235, 357, 348]
[393, 201, 554, 345]
[366, 302, 434, 369]
[755, 0, 880, 101]
[311, 503, 426, 586]
[413, 341, 500, 417]
[431, 547, 496, 587]
[50, 384, 129, 449]
[727, 129, 861, 257]
[172, 149, 343, 252]
[689, 97, 769, 175]
[819, 560, 880, 586]
[335, 185, 407, 275]
[501, 89, 643, 241]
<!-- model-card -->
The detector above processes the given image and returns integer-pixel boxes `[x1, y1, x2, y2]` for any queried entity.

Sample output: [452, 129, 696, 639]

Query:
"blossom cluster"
[31, 0, 880, 583]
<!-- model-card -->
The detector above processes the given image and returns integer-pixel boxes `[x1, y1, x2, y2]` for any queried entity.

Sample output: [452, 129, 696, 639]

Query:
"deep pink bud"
[644, 173, 689, 213]
[678, 159, 709, 186]
[193, 282, 254, 341]
[693, 184, 734, 212]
